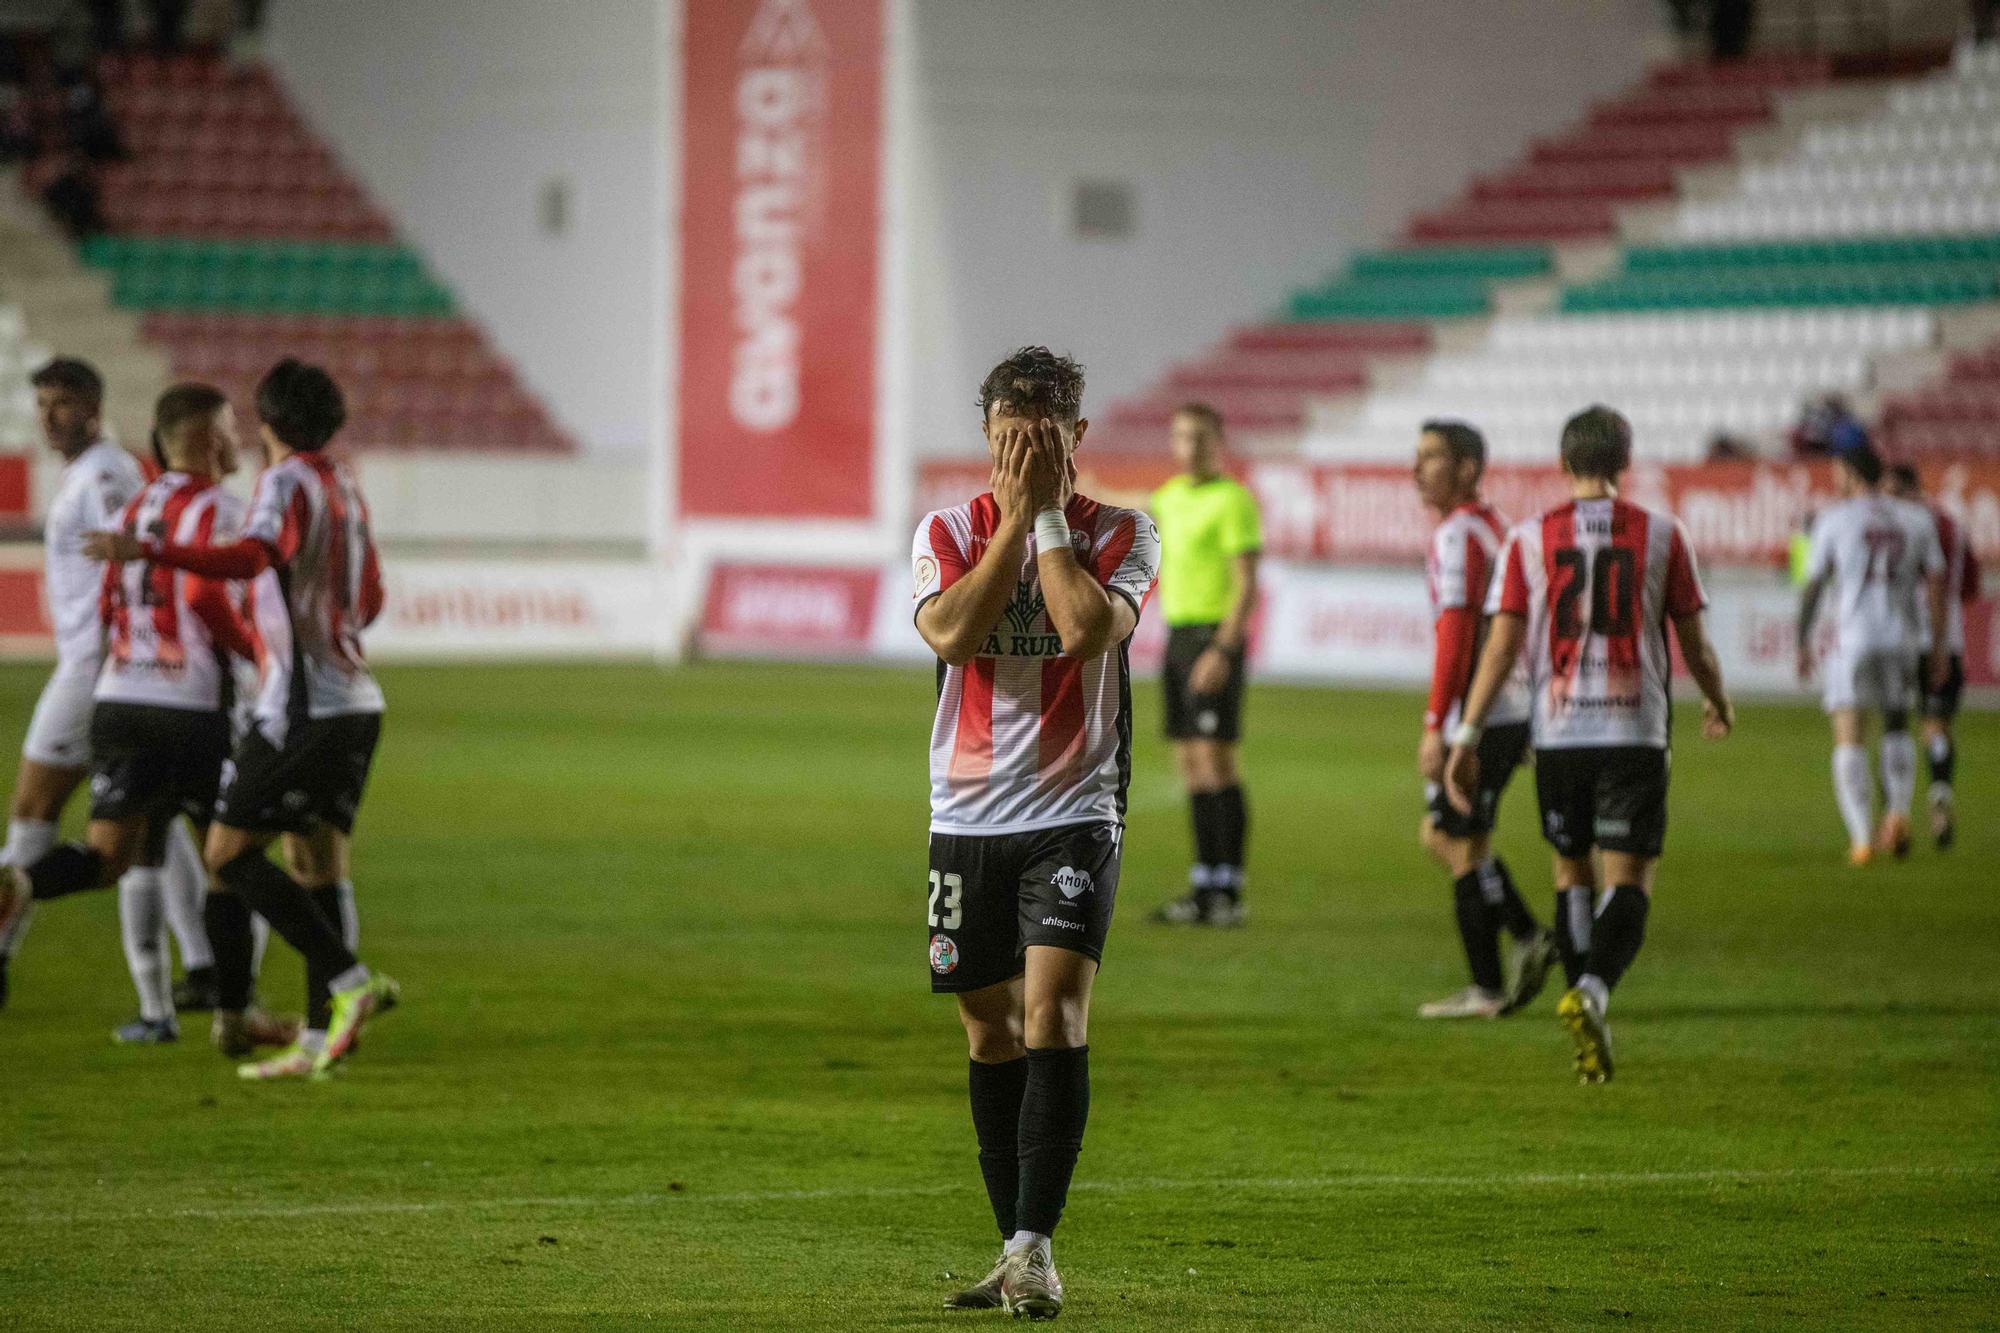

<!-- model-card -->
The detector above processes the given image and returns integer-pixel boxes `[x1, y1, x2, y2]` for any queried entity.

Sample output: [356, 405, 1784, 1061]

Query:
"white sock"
[1832, 744, 1873, 847]
[118, 867, 174, 1023]
[1006, 1230, 1051, 1255]
[328, 963, 370, 994]
[297, 1028, 326, 1053]
[1188, 863, 1214, 890]
[0, 817, 55, 955]
[1880, 731, 1917, 818]
[1578, 973, 1610, 1014]
[334, 879, 359, 950]
[161, 820, 212, 971]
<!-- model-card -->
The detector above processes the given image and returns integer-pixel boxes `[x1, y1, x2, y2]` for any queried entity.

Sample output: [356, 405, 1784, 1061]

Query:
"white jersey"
[42, 438, 145, 679]
[97, 473, 253, 712]
[1805, 495, 1944, 657]
[914, 493, 1161, 835]
[1489, 497, 1708, 751]
[1427, 502, 1530, 730]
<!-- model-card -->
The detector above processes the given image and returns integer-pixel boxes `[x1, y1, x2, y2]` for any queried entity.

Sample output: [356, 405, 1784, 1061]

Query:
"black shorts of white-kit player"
[1161, 623, 1246, 742]
[88, 702, 232, 859]
[926, 821, 1122, 993]
[1426, 720, 1529, 840]
[1533, 745, 1669, 860]
[216, 713, 382, 836]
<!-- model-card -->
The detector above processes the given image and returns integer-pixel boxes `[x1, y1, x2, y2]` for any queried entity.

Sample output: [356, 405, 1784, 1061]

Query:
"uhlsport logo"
[1052, 866, 1093, 900]
[929, 933, 959, 974]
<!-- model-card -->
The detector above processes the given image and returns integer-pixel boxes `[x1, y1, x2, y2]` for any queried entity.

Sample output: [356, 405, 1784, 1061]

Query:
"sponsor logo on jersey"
[1052, 865, 1093, 900]
[929, 933, 959, 974]
[1039, 916, 1084, 931]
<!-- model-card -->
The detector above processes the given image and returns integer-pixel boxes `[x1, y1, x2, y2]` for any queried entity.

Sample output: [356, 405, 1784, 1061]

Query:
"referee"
[1146, 404, 1262, 926]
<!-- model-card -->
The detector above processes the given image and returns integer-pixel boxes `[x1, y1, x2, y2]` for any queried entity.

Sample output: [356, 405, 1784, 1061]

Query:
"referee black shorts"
[1162, 623, 1247, 742]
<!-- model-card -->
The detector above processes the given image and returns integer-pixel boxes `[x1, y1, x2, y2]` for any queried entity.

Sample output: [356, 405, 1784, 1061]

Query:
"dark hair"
[976, 346, 1085, 425]
[30, 356, 104, 408]
[1886, 461, 1919, 490]
[255, 358, 346, 451]
[1421, 418, 1486, 478]
[1559, 405, 1632, 480]
[151, 382, 229, 469]
[1174, 401, 1224, 436]
[1843, 443, 1884, 487]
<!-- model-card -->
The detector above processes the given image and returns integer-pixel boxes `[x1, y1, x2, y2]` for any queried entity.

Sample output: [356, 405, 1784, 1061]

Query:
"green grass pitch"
[0, 661, 1994, 1329]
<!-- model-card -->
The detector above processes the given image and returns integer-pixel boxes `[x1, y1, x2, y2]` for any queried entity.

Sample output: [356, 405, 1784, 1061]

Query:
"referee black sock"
[1927, 733, 1956, 789]
[1554, 888, 1590, 987]
[1188, 791, 1223, 885]
[1215, 785, 1247, 895]
[203, 891, 256, 1011]
[968, 1056, 1028, 1238]
[1583, 885, 1650, 991]
[215, 850, 357, 982]
[305, 885, 344, 1031]
[1478, 858, 1539, 941]
[1452, 871, 1505, 993]
[1016, 1045, 1089, 1237]
[26, 844, 109, 900]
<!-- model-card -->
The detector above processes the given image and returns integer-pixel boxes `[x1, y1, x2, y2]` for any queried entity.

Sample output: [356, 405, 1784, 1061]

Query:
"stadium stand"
[1087, 43, 2000, 468]
[7, 48, 573, 455]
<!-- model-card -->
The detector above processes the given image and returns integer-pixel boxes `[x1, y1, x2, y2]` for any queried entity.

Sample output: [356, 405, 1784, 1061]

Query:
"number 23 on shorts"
[928, 869, 963, 930]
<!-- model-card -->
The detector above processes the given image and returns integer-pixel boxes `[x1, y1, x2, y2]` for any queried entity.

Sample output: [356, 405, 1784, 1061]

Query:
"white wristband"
[1449, 721, 1483, 749]
[1033, 508, 1070, 555]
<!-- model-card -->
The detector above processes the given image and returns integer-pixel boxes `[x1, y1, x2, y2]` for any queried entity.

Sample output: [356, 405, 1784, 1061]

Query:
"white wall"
[263, 0, 668, 459]
[903, 0, 1663, 457]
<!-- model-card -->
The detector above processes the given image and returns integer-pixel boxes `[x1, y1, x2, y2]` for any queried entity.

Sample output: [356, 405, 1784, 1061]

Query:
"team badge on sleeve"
[929, 933, 959, 974]
[914, 553, 938, 595]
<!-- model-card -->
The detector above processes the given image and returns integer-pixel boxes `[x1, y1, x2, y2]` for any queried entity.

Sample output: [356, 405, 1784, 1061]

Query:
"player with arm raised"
[2, 384, 296, 1050]
[1796, 447, 1948, 864]
[1444, 406, 1732, 1084]
[75, 359, 396, 1080]
[1412, 420, 1554, 1021]
[1884, 462, 1977, 849]
[916, 347, 1159, 1319]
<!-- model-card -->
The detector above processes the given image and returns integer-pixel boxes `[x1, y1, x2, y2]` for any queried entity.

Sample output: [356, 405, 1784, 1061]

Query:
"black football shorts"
[89, 702, 231, 862]
[925, 820, 1122, 993]
[216, 712, 382, 836]
[1426, 721, 1530, 839]
[1163, 623, 1247, 742]
[1533, 744, 1669, 860]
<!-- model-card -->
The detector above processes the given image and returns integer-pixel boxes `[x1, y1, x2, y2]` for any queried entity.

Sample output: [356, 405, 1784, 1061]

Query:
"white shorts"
[1822, 646, 1918, 715]
[22, 669, 97, 769]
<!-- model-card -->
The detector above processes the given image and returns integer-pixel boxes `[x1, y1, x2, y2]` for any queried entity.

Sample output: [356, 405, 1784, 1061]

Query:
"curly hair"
[976, 346, 1085, 424]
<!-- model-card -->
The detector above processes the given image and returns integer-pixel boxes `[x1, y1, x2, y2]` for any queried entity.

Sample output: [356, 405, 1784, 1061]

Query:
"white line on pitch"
[6, 1163, 1989, 1227]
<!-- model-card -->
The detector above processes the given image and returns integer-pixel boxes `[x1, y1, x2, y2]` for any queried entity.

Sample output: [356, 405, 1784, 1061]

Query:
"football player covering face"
[912, 346, 1161, 1316]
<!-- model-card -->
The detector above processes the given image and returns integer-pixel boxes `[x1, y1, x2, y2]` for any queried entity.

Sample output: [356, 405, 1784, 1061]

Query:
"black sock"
[1189, 791, 1222, 883]
[215, 850, 357, 981]
[1479, 858, 1539, 940]
[1583, 885, 1650, 990]
[1927, 733, 1956, 788]
[1016, 1045, 1090, 1237]
[1554, 888, 1590, 986]
[204, 891, 255, 1011]
[26, 844, 108, 900]
[968, 1056, 1028, 1238]
[1452, 871, 1505, 993]
[1215, 785, 1247, 895]
[305, 884, 343, 1030]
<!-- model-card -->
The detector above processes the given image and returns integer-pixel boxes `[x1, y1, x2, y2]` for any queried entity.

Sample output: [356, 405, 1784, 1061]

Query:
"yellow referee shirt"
[1148, 474, 1262, 627]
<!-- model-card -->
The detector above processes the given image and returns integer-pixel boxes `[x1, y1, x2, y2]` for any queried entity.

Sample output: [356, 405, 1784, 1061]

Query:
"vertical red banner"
[678, 0, 883, 520]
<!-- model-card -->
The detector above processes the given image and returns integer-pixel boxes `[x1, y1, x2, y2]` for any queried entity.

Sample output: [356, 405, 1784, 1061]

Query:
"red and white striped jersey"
[1489, 497, 1707, 751]
[1426, 501, 1530, 730]
[913, 493, 1161, 835]
[240, 452, 385, 738]
[96, 472, 255, 712]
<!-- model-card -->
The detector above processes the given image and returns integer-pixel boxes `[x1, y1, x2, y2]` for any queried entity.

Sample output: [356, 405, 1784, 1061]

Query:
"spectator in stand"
[1790, 394, 1870, 460]
[1705, 432, 1756, 464]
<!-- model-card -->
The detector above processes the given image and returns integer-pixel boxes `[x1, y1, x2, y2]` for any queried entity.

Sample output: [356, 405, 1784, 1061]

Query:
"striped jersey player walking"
[914, 347, 1159, 1320]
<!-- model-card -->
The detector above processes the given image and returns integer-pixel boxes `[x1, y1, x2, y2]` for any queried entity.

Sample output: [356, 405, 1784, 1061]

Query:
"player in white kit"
[1796, 446, 1948, 864]
[0, 359, 215, 1022]
[1885, 462, 1980, 849]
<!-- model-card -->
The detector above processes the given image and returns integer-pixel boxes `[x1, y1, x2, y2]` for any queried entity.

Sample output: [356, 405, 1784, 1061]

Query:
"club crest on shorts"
[1052, 866, 1093, 900]
[929, 933, 959, 974]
